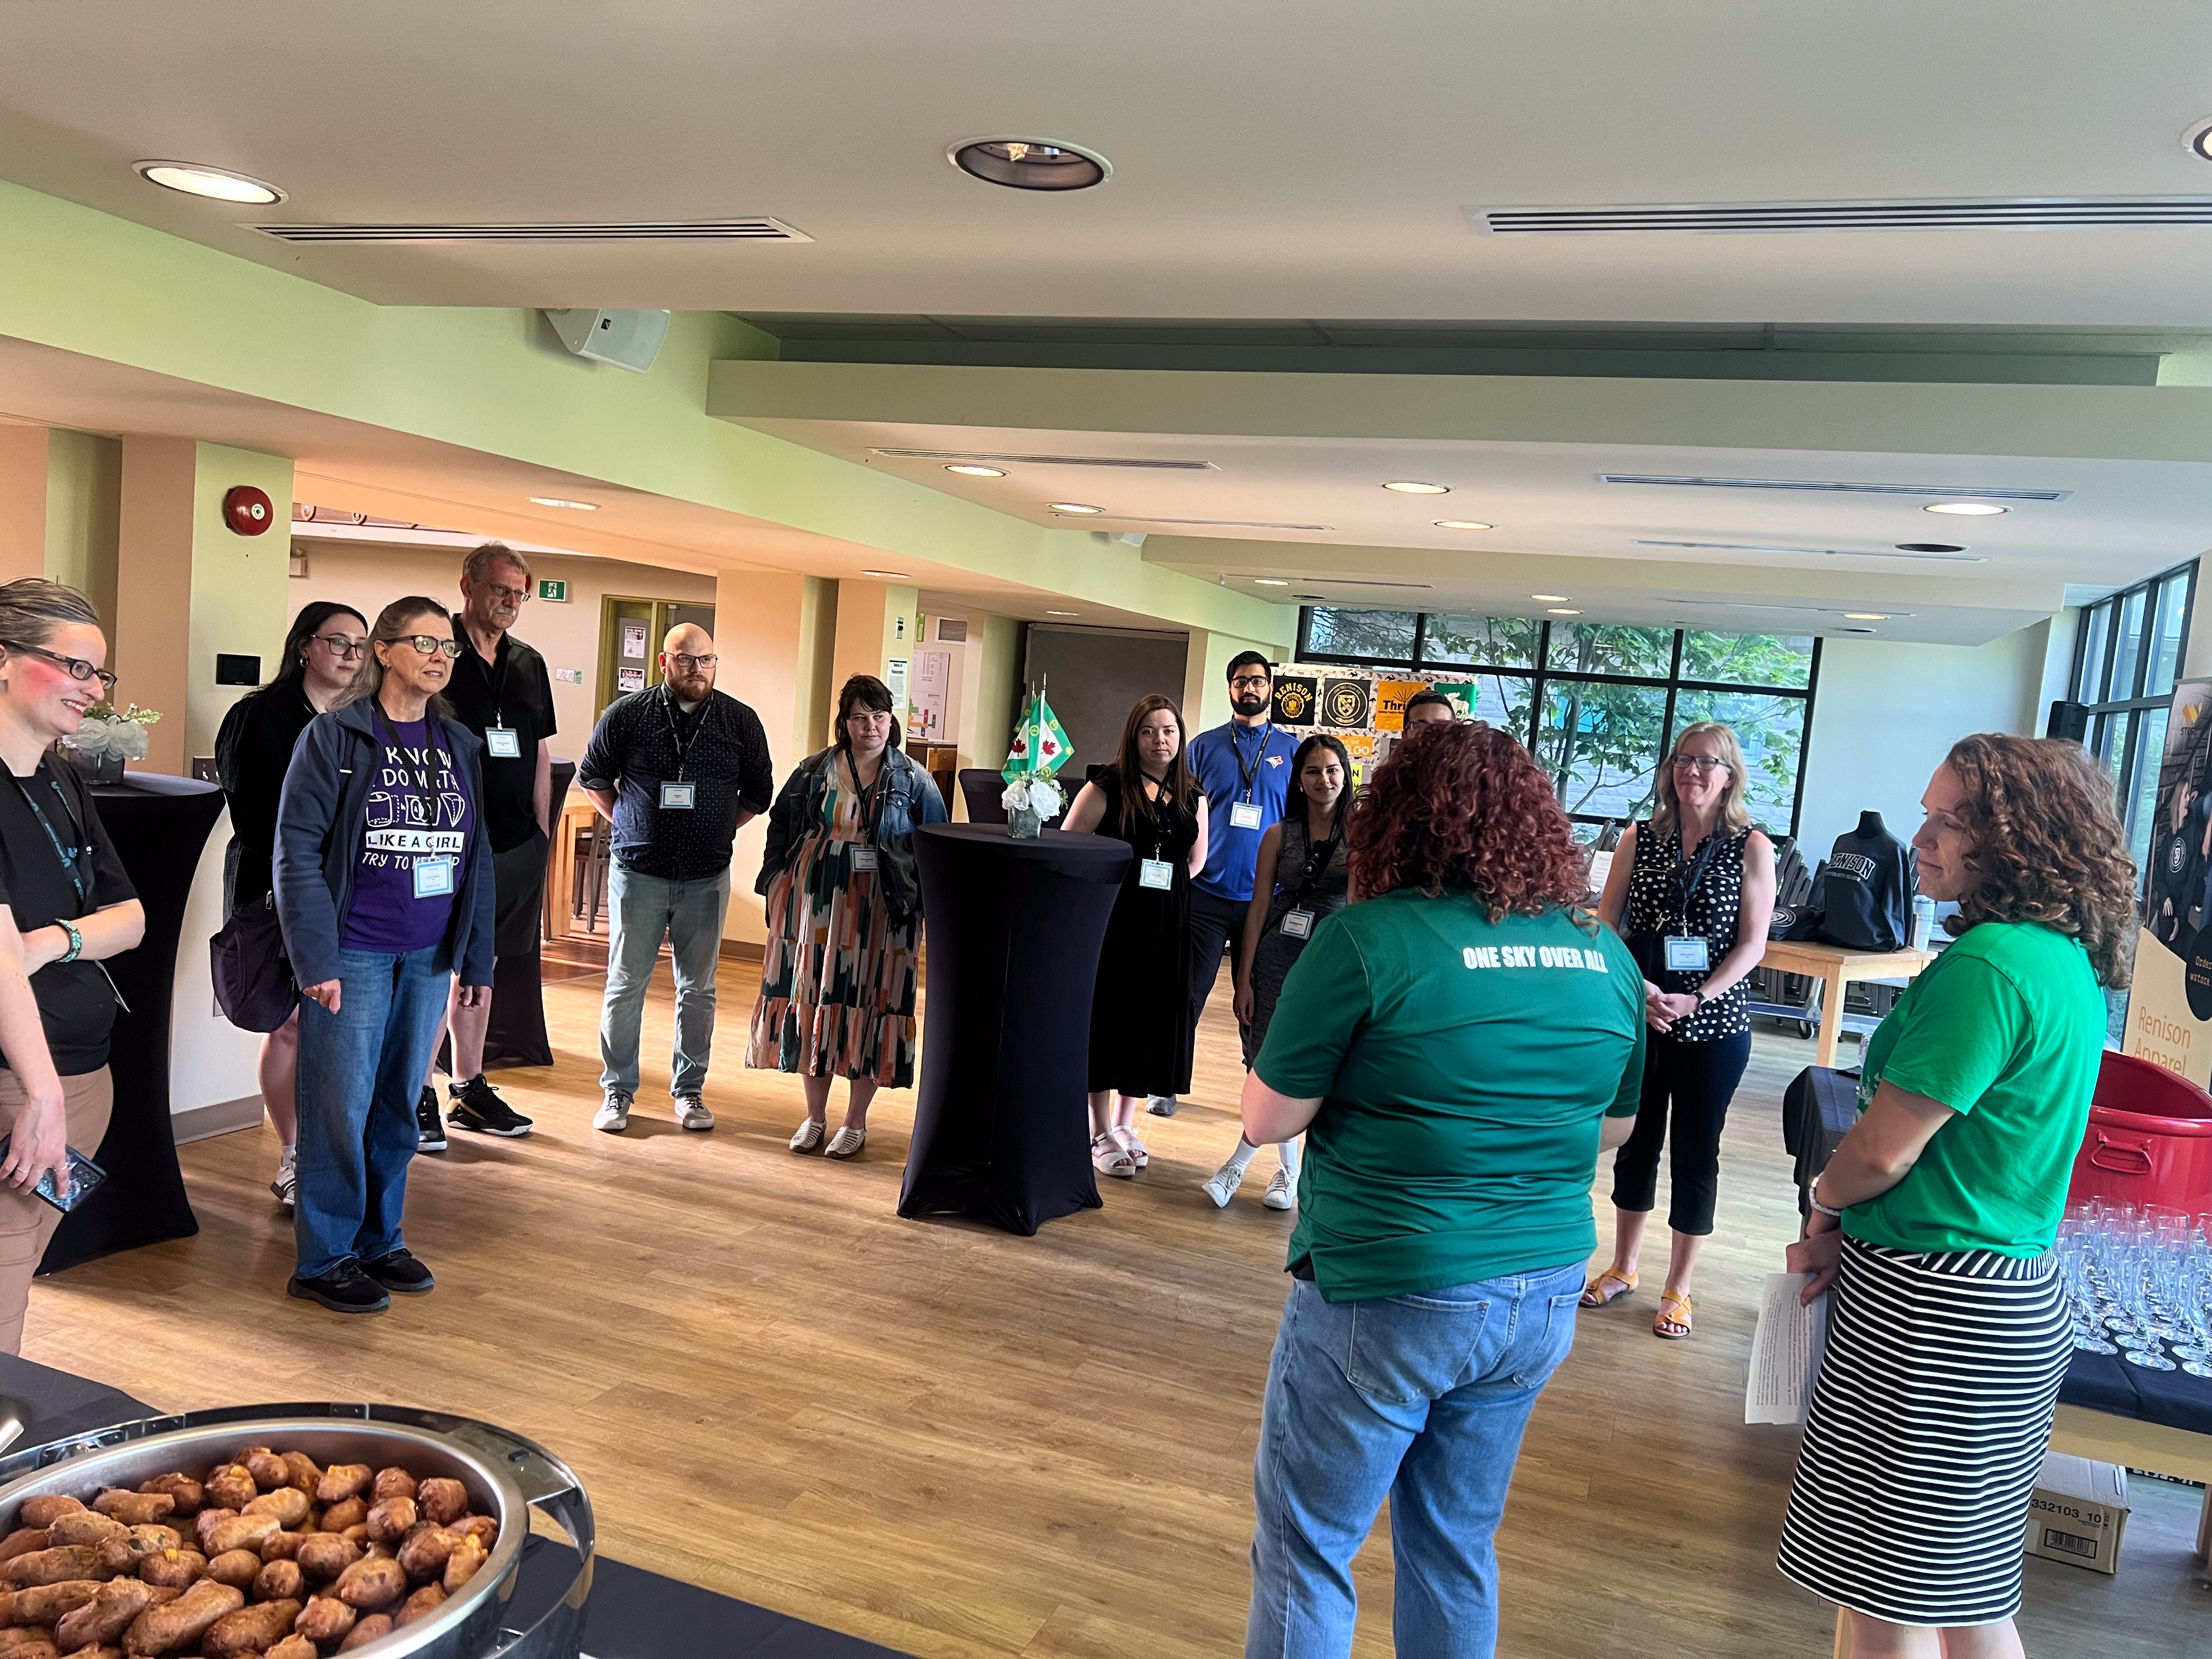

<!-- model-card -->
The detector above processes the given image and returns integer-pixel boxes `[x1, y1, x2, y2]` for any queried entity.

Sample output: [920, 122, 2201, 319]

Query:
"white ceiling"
[9, 3, 2212, 320]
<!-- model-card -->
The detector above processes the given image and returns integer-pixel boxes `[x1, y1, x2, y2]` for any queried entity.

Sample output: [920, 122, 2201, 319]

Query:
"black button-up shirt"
[578, 685, 776, 881]
[444, 630, 557, 853]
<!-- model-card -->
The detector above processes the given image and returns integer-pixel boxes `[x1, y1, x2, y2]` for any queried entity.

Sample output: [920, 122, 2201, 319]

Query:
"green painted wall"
[43, 428, 120, 628]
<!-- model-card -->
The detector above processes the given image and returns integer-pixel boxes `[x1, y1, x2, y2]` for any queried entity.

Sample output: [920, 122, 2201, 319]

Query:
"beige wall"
[187, 444, 294, 768]
[286, 539, 716, 747]
[1181, 627, 1291, 733]
[0, 425, 47, 583]
[714, 568, 806, 945]
[114, 439, 200, 773]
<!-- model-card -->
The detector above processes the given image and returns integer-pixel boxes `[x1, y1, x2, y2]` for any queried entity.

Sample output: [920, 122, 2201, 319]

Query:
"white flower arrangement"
[1002, 774, 1065, 819]
[63, 701, 160, 761]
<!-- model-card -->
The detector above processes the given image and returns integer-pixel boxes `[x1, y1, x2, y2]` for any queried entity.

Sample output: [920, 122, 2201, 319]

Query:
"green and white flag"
[1003, 689, 1074, 780]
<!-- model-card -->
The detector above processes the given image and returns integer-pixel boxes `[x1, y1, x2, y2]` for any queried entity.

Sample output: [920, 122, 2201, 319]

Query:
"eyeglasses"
[670, 653, 717, 671]
[2, 640, 116, 695]
[312, 634, 369, 658]
[479, 582, 531, 605]
[1230, 675, 1272, 690]
[393, 635, 463, 659]
[1671, 755, 1730, 775]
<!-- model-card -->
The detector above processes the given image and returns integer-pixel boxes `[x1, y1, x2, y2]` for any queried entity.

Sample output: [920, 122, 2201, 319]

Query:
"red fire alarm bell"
[222, 485, 275, 537]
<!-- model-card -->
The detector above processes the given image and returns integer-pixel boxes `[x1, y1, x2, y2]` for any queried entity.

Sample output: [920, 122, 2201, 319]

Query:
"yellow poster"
[1374, 679, 1429, 732]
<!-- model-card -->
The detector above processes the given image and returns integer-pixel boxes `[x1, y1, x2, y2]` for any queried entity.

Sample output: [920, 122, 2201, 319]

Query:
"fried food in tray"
[0, 1447, 501, 1655]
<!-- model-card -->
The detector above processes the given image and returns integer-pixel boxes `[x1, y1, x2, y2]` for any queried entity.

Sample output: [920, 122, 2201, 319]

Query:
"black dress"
[1086, 769, 1199, 1097]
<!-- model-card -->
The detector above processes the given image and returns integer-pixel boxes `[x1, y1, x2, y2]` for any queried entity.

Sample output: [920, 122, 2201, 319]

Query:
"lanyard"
[9, 763, 91, 910]
[468, 634, 511, 727]
[1671, 828, 1724, 930]
[373, 707, 450, 831]
[1229, 721, 1273, 800]
[662, 686, 704, 781]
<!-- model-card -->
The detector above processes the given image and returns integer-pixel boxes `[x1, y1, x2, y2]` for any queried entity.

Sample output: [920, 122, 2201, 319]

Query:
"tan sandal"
[1580, 1267, 1639, 1308]
[1654, 1290, 1693, 1340]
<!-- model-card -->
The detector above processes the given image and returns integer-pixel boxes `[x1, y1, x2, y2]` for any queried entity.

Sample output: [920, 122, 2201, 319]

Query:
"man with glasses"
[1158, 651, 1301, 1114]
[577, 623, 774, 1133]
[423, 543, 557, 1143]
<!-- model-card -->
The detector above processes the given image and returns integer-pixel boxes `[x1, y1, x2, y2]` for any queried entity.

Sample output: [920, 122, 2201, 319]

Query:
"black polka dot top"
[1627, 821, 1753, 1041]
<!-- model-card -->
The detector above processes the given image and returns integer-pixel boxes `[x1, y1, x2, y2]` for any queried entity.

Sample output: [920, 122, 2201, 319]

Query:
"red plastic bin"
[2066, 1049, 2212, 1214]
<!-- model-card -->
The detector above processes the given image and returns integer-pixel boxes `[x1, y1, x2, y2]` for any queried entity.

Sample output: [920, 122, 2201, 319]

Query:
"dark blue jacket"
[273, 698, 498, 989]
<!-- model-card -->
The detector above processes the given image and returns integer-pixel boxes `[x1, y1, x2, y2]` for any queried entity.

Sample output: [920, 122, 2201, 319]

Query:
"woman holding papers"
[1778, 734, 2135, 1653]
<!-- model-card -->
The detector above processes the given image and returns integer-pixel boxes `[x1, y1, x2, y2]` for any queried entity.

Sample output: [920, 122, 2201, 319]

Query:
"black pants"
[1187, 887, 1246, 1074]
[1610, 1030, 1752, 1237]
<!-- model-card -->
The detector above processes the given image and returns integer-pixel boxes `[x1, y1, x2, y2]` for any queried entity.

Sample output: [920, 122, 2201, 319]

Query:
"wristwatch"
[52, 919, 81, 965]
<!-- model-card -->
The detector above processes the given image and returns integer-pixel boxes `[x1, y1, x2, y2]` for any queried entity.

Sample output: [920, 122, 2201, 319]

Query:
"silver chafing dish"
[0, 1401, 594, 1658]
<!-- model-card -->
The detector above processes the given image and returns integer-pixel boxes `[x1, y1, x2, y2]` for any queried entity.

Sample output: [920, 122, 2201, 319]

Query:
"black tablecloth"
[899, 824, 1131, 1235]
[0, 1351, 151, 1448]
[478, 758, 573, 1071]
[40, 775, 224, 1274]
[2062, 1348, 2212, 1437]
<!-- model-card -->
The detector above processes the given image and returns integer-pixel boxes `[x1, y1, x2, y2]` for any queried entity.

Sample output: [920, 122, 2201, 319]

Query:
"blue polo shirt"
[1188, 720, 1300, 901]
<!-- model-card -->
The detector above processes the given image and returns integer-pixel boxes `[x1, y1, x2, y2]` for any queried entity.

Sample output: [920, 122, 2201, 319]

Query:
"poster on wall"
[2122, 677, 2212, 1083]
[620, 620, 648, 659]
[910, 649, 950, 742]
[1374, 679, 1427, 731]
[1321, 677, 1372, 729]
[1272, 676, 1318, 726]
[617, 667, 645, 694]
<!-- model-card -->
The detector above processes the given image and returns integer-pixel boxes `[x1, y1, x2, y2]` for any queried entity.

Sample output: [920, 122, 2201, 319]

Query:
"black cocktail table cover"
[2062, 1348, 2212, 1437]
[41, 774, 224, 1273]
[899, 823, 1131, 1235]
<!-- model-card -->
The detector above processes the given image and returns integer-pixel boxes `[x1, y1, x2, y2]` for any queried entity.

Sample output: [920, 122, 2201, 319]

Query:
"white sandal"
[1117, 1127, 1150, 1170]
[1091, 1132, 1135, 1179]
[789, 1118, 826, 1154]
[825, 1124, 867, 1160]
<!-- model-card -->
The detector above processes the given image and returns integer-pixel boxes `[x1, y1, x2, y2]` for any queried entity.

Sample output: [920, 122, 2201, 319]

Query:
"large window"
[2069, 561, 2197, 885]
[1295, 609, 1820, 834]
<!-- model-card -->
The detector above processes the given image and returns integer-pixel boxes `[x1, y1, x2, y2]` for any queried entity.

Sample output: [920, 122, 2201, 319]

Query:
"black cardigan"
[215, 681, 318, 910]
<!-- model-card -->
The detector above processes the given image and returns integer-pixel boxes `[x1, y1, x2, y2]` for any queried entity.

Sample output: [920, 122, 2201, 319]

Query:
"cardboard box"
[2024, 1453, 2130, 1575]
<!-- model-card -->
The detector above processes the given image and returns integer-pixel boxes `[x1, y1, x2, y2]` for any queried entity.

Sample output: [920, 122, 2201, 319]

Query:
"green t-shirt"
[1844, 921, 2104, 1256]
[1255, 889, 1646, 1303]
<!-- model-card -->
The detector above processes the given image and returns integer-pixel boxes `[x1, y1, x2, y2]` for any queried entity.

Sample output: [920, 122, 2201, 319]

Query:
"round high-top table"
[899, 823, 1131, 1235]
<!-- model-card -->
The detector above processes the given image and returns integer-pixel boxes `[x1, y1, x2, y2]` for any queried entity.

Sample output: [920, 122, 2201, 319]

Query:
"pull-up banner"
[2123, 677, 2212, 1084]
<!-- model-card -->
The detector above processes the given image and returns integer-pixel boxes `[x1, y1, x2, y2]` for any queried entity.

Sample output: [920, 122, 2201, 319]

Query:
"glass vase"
[1009, 804, 1042, 839]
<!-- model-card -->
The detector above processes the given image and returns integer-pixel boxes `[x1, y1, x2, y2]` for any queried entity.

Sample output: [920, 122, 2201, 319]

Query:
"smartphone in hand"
[0, 1137, 108, 1212]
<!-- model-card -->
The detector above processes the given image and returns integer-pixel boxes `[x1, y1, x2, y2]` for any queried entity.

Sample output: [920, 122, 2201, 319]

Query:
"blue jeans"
[1245, 1261, 1586, 1659]
[294, 946, 450, 1279]
[600, 863, 731, 1097]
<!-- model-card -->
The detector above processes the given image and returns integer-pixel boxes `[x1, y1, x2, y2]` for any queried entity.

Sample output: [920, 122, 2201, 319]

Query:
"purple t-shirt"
[340, 713, 472, 955]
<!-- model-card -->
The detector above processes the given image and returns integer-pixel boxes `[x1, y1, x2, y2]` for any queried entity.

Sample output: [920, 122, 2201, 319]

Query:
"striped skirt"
[1776, 1236, 2070, 1627]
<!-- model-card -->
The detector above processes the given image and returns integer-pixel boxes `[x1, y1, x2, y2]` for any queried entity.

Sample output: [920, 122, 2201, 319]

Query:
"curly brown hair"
[1943, 733, 2139, 988]
[1350, 722, 1592, 923]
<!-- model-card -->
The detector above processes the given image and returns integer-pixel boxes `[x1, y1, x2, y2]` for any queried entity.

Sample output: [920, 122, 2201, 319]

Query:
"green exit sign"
[538, 578, 568, 602]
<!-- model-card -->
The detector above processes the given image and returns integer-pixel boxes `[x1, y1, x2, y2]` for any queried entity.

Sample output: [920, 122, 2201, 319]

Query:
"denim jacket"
[755, 744, 948, 896]
[273, 699, 498, 990]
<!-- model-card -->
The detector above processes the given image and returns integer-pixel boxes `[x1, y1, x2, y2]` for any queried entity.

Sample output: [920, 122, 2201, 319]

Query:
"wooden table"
[1757, 939, 1938, 1069]
[543, 786, 600, 941]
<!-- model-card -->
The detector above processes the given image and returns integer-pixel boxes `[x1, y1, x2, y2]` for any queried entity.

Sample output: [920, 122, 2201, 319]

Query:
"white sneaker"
[674, 1094, 714, 1131]
[1262, 1167, 1297, 1211]
[825, 1124, 866, 1160]
[593, 1092, 632, 1133]
[790, 1118, 826, 1154]
[270, 1147, 297, 1210]
[1202, 1157, 1248, 1209]
[1146, 1096, 1179, 1117]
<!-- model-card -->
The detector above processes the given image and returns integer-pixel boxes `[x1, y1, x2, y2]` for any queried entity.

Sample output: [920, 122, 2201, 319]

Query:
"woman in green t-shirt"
[1777, 734, 2137, 1653]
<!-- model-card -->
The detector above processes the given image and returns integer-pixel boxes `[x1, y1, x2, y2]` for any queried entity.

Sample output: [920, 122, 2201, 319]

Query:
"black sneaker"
[448, 1075, 533, 1138]
[363, 1248, 435, 1295]
[415, 1086, 448, 1153]
[287, 1260, 390, 1314]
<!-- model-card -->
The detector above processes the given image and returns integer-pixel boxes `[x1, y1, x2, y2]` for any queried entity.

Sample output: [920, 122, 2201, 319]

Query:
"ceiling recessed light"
[1894, 542, 1966, 554]
[1925, 501, 2007, 516]
[1547, 608, 1582, 616]
[528, 496, 596, 511]
[1434, 520, 1493, 531]
[1531, 594, 1571, 602]
[133, 160, 284, 204]
[1253, 578, 1291, 587]
[1843, 612, 1889, 621]
[949, 138, 1110, 191]
[860, 569, 911, 580]
[945, 464, 1006, 477]
[1049, 503, 1104, 515]
[1383, 481, 1449, 495]
[1045, 609, 1080, 617]
[2186, 119, 2212, 161]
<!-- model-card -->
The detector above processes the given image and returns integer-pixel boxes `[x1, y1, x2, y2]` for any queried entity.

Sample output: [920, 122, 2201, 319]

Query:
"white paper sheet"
[1744, 1271, 1830, 1426]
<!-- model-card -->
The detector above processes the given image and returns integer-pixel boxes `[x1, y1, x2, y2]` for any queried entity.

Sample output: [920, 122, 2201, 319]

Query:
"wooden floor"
[23, 953, 2212, 1656]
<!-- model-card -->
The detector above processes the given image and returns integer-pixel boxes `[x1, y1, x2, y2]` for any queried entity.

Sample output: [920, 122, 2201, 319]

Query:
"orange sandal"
[1579, 1267, 1638, 1308]
[1654, 1290, 1694, 1340]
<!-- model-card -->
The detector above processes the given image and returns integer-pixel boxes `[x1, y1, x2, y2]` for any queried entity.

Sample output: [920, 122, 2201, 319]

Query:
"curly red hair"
[1350, 723, 1591, 922]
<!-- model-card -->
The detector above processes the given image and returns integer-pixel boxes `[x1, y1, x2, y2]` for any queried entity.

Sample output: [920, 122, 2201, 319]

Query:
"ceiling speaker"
[544, 309, 671, 374]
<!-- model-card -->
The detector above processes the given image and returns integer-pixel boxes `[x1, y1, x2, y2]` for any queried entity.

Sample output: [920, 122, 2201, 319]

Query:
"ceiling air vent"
[1636, 540, 1988, 563]
[871, 448, 1216, 471]
[253, 218, 810, 245]
[1603, 476, 2068, 502]
[1476, 198, 2212, 235]
[934, 618, 968, 643]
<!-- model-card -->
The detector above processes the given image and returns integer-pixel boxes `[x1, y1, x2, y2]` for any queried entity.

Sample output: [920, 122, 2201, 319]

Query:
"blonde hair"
[1652, 721, 1751, 834]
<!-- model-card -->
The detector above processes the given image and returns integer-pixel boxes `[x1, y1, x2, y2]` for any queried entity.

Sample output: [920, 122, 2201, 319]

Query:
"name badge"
[1280, 909, 1314, 940]
[1664, 935, 1710, 972]
[850, 845, 879, 873]
[486, 726, 521, 759]
[659, 781, 696, 810]
[413, 856, 456, 899]
[1229, 801, 1264, 830]
[1138, 858, 1173, 890]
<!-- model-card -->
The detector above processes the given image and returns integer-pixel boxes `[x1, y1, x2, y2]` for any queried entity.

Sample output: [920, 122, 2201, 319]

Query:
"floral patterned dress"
[746, 771, 922, 1086]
